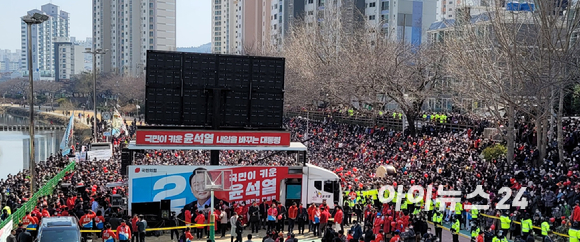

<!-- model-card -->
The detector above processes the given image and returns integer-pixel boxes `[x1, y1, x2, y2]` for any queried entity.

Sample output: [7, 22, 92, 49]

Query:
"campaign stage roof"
[127, 141, 307, 151]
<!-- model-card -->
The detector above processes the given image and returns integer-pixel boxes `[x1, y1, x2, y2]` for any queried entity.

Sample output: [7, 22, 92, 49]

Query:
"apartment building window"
[308, 11, 314, 15]
[274, 14, 277, 19]
[369, 15, 376, 20]
[381, 2, 389, 10]
[215, 11, 221, 15]
[150, 17, 153, 22]
[318, 0, 325, 6]
[308, 0, 314, 3]
[150, 39, 153, 44]
[150, 32, 153, 37]
[369, 2, 376, 7]
[215, 0, 221, 4]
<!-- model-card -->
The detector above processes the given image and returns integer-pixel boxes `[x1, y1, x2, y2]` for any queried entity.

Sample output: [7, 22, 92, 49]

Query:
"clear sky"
[0, 0, 211, 51]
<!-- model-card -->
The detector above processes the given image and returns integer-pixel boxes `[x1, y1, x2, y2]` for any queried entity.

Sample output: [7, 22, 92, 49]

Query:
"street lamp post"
[22, 13, 49, 195]
[83, 48, 107, 143]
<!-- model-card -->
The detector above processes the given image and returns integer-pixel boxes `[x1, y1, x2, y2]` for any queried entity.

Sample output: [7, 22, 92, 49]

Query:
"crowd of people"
[0, 110, 580, 242]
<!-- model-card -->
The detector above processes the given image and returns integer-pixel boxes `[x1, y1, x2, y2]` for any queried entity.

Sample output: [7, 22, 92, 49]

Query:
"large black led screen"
[145, 50, 285, 129]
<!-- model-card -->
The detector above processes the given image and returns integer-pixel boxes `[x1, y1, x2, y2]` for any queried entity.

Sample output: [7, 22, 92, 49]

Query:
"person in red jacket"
[288, 202, 298, 234]
[102, 224, 117, 242]
[131, 214, 140, 241]
[307, 204, 316, 233]
[267, 204, 278, 232]
[476, 230, 484, 242]
[375, 229, 384, 242]
[185, 209, 192, 225]
[373, 215, 383, 234]
[573, 200, 580, 222]
[389, 230, 401, 242]
[116, 220, 131, 242]
[319, 206, 330, 238]
[184, 227, 195, 242]
[195, 211, 206, 238]
[334, 206, 344, 231]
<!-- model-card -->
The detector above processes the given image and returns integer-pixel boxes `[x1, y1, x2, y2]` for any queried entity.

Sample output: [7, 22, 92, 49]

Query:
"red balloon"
[568, 171, 573, 177]
[490, 224, 495, 230]
[353, 167, 358, 172]
[410, 180, 415, 184]
[393, 182, 398, 187]
[476, 174, 481, 178]
[347, 171, 352, 175]
[424, 174, 429, 178]
[404, 171, 408, 175]
[359, 183, 363, 188]
[355, 178, 359, 182]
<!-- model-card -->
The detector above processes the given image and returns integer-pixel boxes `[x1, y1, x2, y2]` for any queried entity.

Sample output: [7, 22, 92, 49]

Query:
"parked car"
[35, 216, 82, 242]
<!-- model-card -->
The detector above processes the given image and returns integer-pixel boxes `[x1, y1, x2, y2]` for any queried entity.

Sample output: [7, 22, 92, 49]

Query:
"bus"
[127, 164, 342, 214]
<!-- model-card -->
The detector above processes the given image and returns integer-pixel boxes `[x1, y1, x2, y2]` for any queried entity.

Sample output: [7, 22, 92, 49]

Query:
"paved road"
[86, 223, 471, 242]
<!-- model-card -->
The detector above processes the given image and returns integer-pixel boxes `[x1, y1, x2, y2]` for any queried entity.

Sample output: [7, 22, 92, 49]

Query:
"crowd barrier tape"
[479, 213, 569, 238]
[0, 162, 76, 230]
[343, 193, 571, 239]
[26, 223, 215, 233]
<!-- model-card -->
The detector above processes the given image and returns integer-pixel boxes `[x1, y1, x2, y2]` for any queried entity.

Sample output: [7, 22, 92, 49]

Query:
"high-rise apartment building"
[54, 37, 86, 82]
[21, 3, 70, 80]
[365, 0, 436, 44]
[212, 0, 244, 54]
[93, 0, 176, 76]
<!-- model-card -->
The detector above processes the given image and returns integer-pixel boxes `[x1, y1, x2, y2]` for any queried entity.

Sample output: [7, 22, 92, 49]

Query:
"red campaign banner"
[135, 130, 291, 146]
[214, 167, 290, 203]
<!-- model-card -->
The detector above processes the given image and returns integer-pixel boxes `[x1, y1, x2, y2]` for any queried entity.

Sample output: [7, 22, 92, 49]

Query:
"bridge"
[0, 125, 64, 131]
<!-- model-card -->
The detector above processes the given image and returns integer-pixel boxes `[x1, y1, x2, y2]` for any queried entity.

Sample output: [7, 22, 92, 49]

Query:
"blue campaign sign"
[103, 132, 111, 137]
[131, 171, 195, 212]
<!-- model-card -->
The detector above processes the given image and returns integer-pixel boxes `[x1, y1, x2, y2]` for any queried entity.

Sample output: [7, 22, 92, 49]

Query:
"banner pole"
[210, 190, 215, 242]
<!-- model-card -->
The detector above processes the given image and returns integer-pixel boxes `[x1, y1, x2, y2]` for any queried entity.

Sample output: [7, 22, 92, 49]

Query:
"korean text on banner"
[135, 130, 291, 146]
[129, 166, 290, 213]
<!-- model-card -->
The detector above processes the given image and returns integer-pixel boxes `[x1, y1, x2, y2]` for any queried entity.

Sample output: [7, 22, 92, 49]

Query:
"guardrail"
[0, 162, 76, 229]
[285, 110, 479, 131]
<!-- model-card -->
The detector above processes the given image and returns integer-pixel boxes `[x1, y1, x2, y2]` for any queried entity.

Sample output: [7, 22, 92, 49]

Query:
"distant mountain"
[177, 43, 211, 53]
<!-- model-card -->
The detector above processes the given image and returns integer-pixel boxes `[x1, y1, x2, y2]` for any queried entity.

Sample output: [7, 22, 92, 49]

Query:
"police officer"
[432, 210, 443, 242]
[470, 221, 480, 242]
[541, 218, 552, 241]
[451, 216, 460, 242]
[499, 211, 511, 239]
[492, 230, 508, 242]
[521, 213, 533, 239]
[569, 222, 580, 242]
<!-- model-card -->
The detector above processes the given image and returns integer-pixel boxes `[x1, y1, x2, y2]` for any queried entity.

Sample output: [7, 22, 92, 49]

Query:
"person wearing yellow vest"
[492, 230, 508, 242]
[470, 221, 480, 241]
[499, 211, 511, 238]
[451, 217, 460, 242]
[454, 202, 463, 229]
[432, 211, 443, 242]
[348, 108, 354, 116]
[392, 112, 397, 119]
[569, 222, 580, 242]
[470, 205, 479, 227]
[541, 218, 552, 240]
[521, 213, 533, 239]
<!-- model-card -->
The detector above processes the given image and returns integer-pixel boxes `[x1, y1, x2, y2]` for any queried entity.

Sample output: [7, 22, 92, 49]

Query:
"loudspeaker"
[111, 194, 123, 207]
[160, 199, 171, 219]
[121, 149, 131, 175]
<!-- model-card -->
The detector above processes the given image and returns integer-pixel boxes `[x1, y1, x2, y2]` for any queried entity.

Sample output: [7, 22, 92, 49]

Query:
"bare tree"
[283, 11, 442, 135]
[444, 1, 580, 164]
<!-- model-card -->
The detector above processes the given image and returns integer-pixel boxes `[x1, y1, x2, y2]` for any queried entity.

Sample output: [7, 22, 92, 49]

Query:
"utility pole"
[84, 48, 108, 143]
[22, 13, 50, 195]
